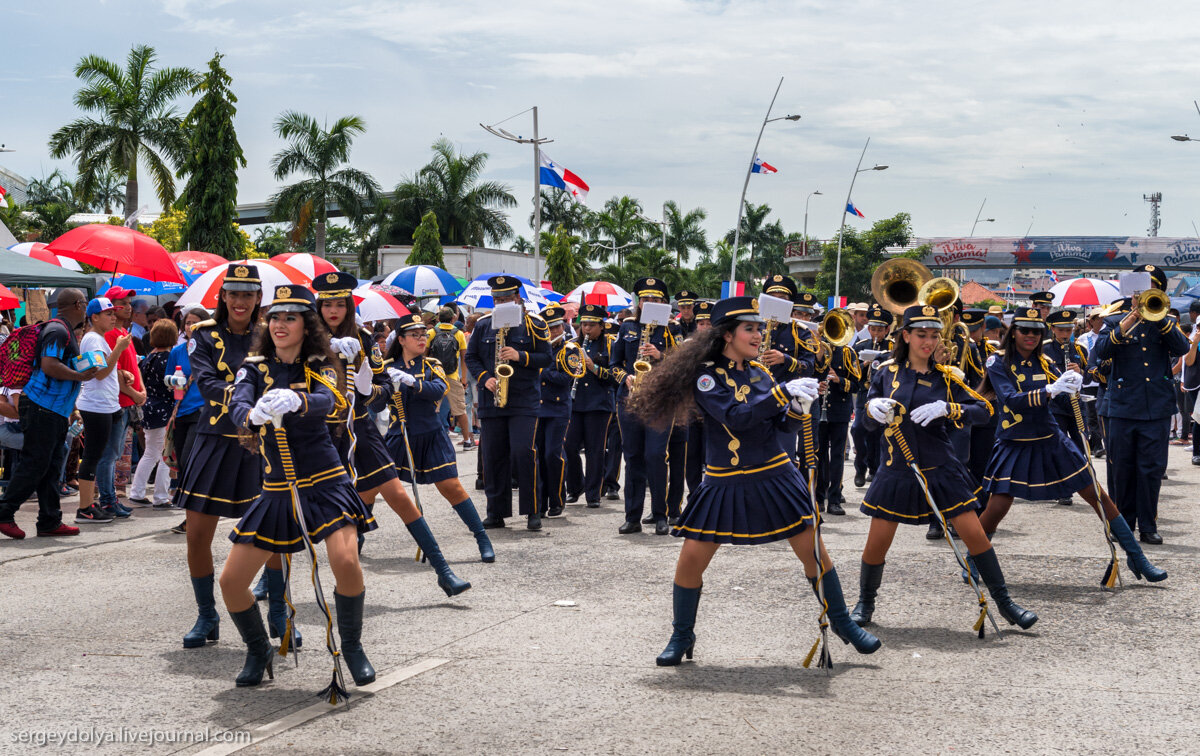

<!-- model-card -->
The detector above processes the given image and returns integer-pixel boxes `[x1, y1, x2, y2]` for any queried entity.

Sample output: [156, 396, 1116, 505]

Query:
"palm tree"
[591, 195, 650, 264]
[49, 45, 197, 216]
[25, 170, 76, 207]
[391, 138, 517, 247]
[543, 225, 591, 292]
[30, 203, 78, 243]
[663, 201, 709, 266]
[511, 236, 533, 254]
[86, 170, 125, 215]
[354, 195, 397, 278]
[723, 202, 783, 260]
[530, 189, 593, 237]
[269, 111, 380, 258]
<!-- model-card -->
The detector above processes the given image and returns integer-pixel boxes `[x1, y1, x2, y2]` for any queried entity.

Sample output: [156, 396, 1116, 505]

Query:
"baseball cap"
[102, 286, 135, 301]
[86, 297, 116, 319]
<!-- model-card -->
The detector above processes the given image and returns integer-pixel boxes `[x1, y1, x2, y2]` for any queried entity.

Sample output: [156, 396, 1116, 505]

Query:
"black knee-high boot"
[1108, 515, 1167, 582]
[656, 583, 701, 666]
[849, 561, 884, 626]
[407, 517, 471, 596]
[810, 568, 882, 654]
[453, 499, 495, 562]
[229, 604, 274, 687]
[335, 590, 375, 685]
[972, 547, 1038, 629]
[183, 574, 220, 648]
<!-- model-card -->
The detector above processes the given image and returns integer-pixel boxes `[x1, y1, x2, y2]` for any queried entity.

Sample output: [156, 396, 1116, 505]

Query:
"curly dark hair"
[625, 324, 735, 431]
[318, 295, 359, 339]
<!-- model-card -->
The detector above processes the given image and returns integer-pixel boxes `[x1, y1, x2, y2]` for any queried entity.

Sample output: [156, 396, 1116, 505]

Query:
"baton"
[798, 397, 832, 671]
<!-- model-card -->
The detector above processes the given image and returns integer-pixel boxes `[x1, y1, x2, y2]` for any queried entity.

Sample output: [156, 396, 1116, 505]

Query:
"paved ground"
[1, 441, 1197, 755]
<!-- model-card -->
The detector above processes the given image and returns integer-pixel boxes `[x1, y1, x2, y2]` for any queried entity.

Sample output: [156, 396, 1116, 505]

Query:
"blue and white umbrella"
[105, 273, 189, 296]
[379, 265, 464, 297]
[456, 272, 550, 310]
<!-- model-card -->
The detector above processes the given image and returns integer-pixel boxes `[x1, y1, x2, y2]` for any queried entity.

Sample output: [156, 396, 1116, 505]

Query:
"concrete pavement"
[1, 442, 1197, 755]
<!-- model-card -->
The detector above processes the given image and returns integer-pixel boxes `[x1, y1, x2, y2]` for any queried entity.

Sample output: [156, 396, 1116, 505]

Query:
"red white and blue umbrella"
[176, 260, 312, 308]
[272, 252, 340, 279]
[379, 264, 464, 297]
[456, 272, 549, 310]
[7, 242, 84, 271]
[353, 285, 410, 322]
[105, 273, 188, 296]
[563, 280, 633, 309]
[1048, 278, 1121, 307]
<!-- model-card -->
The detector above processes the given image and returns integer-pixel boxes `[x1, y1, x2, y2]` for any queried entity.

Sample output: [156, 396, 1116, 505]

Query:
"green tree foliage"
[544, 225, 590, 292]
[392, 138, 516, 246]
[25, 170, 77, 207]
[814, 213, 914, 301]
[269, 111, 380, 258]
[28, 203, 79, 243]
[138, 207, 187, 252]
[530, 189, 593, 237]
[0, 202, 34, 241]
[49, 45, 198, 216]
[663, 201, 709, 266]
[591, 195, 651, 264]
[407, 210, 445, 267]
[86, 170, 125, 215]
[179, 53, 247, 259]
[354, 196, 396, 278]
[252, 225, 292, 256]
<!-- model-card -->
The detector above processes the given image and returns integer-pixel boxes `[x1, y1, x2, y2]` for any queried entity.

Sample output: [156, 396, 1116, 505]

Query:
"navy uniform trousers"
[536, 415, 569, 514]
[816, 419, 850, 507]
[565, 411, 610, 503]
[481, 415, 538, 518]
[684, 419, 704, 493]
[666, 425, 687, 518]
[1107, 416, 1170, 535]
[617, 400, 670, 522]
[603, 413, 622, 495]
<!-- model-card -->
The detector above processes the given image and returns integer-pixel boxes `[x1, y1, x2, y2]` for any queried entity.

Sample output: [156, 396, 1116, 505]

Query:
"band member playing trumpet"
[464, 276, 552, 531]
[612, 277, 682, 535]
[564, 304, 618, 508]
[851, 305, 894, 488]
[816, 310, 862, 515]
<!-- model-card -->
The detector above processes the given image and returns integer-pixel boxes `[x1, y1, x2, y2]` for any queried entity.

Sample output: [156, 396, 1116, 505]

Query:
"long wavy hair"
[625, 323, 736, 431]
[240, 309, 347, 450]
[318, 295, 359, 339]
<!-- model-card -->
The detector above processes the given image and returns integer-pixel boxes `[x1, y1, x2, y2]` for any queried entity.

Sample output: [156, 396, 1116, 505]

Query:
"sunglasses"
[1015, 326, 1042, 335]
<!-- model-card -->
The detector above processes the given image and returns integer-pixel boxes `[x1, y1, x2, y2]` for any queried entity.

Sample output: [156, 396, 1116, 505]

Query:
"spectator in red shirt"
[97, 286, 146, 517]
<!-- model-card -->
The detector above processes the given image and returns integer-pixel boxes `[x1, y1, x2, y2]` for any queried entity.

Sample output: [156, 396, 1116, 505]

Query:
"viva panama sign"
[909, 237, 1200, 269]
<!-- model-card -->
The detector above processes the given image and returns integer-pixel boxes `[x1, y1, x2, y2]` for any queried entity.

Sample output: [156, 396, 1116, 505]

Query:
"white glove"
[867, 397, 899, 424]
[388, 367, 416, 390]
[784, 377, 820, 404]
[331, 337, 362, 360]
[353, 361, 373, 395]
[1047, 371, 1083, 397]
[909, 400, 950, 426]
[249, 397, 274, 426]
[263, 388, 303, 415]
[858, 349, 884, 362]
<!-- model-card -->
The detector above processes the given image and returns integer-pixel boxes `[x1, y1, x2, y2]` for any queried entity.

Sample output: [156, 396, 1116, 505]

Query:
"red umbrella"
[0, 282, 18, 310]
[171, 250, 229, 275]
[45, 224, 185, 284]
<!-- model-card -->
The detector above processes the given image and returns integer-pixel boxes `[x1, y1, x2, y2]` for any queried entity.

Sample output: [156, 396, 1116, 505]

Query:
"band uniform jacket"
[190, 319, 258, 437]
[570, 334, 616, 414]
[1093, 314, 1189, 421]
[539, 337, 586, 419]
[610, 319, 683, 400]
[465, 310, 552, 417]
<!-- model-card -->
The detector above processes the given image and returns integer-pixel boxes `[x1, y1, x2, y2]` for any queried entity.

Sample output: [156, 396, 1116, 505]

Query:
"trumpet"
[631, 322, 654, 393]
[1136, 289, 1170, 322]
[494, 326, 513, 408]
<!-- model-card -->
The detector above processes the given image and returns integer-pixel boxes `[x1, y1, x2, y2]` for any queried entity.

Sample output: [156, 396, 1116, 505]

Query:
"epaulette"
[936, 363, 988, 400]
[195, 319, 217, 328]
[476, 313, 492, 322]
[425, 357, 443, 368]
[244, 355, 266, 363]
[749, 359, 768, 372]
[306, 354, 325, 363]
[881, 359, 897, 371]
[701, 360, 715, 367]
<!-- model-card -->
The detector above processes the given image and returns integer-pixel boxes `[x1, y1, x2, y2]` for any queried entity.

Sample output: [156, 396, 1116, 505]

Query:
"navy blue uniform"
[565, 334, 616, 504]
[465, 311, 552, 518]
[851, 336, 893, 481]
[860, 361, 993, 524]
[176, 320, 263, 517]
[1042, 338, 1090, 457]
[967, 338, 1000, 508]
[816, 343, 862, 507]
[536, 337, 585, 514]
[672, 358, 815, 543]
[611, 318, 682, 523]
[229, 356, 376, 552]
[385, 356, 457, 484]
[981, 352, 1091, 500]
[1094, 314, 1189, 535]
[335, 329, 398, 493]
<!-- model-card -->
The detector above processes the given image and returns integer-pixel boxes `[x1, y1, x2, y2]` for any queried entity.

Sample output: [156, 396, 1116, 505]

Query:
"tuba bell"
[818, 308, 856, 348]
[871, 258, 933, 315]
[1137, 289, 1170, 322]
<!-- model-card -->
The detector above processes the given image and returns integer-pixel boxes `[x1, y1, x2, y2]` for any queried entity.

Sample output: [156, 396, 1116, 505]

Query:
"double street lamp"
[833, 138, 887, 301]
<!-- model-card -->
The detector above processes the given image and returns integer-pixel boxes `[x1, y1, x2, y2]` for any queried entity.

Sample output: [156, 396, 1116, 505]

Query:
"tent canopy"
[0, 248, 97, 291]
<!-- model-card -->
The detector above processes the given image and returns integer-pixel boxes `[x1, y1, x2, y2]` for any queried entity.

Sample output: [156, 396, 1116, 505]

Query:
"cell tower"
[1144, 192, 1162, 237]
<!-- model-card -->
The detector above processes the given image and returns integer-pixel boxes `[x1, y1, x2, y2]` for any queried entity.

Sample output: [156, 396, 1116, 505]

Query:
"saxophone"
[494, 326, 513, 408]
[631, 323, 654, 393]
[759, 319, 777, 359]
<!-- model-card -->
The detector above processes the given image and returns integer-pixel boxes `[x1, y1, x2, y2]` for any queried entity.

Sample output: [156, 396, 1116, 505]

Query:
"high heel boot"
[972, 547, 1038, 629]
[810, 568, 881, 654]
[656, 583, 701, 666]
[849, 561, 884, 626]
[407, 517, 471, 596]
[1108, 515, 1167, 582]
[229, 604, 274, 687]
[183, 574, 220, 648]
[265, 567, 302, 648]
[453, 499, 495, 563]
[335, 590, 375, 685]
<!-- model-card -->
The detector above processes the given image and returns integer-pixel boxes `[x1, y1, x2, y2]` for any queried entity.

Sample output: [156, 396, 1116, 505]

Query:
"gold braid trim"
[935, 363, 993, 419]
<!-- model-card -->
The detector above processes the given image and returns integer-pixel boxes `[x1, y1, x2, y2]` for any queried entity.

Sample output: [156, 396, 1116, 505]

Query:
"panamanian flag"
[539, 153, 590, 203]
[0, 184, 8, 208]
[1044, 269, 1059, 284]
[846, 201, 865, 219]
[751, 155, 777, 174]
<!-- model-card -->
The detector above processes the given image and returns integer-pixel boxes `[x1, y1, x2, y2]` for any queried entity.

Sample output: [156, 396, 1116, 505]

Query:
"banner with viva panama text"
[909, 237, 1200, 269]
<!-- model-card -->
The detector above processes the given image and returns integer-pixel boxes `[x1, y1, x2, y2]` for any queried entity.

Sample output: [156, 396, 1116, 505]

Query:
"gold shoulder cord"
[305, 366, 349, 414]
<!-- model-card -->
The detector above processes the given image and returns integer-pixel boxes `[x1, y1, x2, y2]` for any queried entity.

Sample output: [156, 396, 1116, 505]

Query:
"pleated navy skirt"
[229, 478, 378, 554]
[342, 415, 399, 493]
[982, 429, 1091, 500]
[386, 427, 458, 484]
[176, 433, 263, 519]
[860, 459, 980, 525]
[671, 455, 815, 545]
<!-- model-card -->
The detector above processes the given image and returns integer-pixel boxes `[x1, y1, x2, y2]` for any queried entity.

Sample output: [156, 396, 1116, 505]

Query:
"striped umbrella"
[563, 280, 633, 308]
[175, 260, 312, 308]
[1047, 278, 1121, 307]
[353, 285, 410, 322]
[272, 252, 340, 279]
[456, 273, 549, 310]
[379, 265, 464, 297]
[7, 242, 85, 271]
[171, 251, 228, 280]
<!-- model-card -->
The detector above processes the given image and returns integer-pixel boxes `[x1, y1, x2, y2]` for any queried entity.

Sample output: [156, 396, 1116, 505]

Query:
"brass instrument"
[1137, 289, 1170, 322]
[494, 326, 513, 408]
[759, 320, 777, 359]
[871, 258, 932, 315]
[631, 322, 654, 392]
[571, 335, 590, 400]
[917, 274, 968, 369]
[818, 308, 856, 348]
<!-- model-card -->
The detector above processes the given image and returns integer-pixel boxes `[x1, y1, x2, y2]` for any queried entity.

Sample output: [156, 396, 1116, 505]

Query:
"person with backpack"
[0, 289, 97, 540]
[428, 307, 474, 449]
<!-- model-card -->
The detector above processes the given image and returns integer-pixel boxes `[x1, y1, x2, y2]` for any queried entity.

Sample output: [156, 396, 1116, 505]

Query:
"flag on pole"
[846, 201, 865, 219]
[1044, 269, 1059, 284]
[751, 156, 777, 174]
[721, 281, 745, 298]
[0, 184, 8, 208]
[828, 295, 847, 310]
[539, 153, 590, 203]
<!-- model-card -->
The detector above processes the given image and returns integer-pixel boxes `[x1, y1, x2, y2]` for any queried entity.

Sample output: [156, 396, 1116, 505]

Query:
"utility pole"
[1144, 192, 1162, 237]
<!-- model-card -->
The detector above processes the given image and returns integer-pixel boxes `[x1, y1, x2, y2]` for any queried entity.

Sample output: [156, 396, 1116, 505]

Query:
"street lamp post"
[803, 190, 822, 255]
[833, 138, 887, 302]
[970, 197, 996, 237]
[481, 107, 554, 282]
[590, 239, 637, 263]
[729, 76, 800, 288]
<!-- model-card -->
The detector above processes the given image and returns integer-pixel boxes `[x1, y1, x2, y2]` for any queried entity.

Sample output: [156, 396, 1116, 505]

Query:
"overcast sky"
[5, 0, 1200, 246]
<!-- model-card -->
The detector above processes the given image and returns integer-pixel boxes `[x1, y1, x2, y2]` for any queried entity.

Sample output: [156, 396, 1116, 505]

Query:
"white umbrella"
[175, 260, 312, 308]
